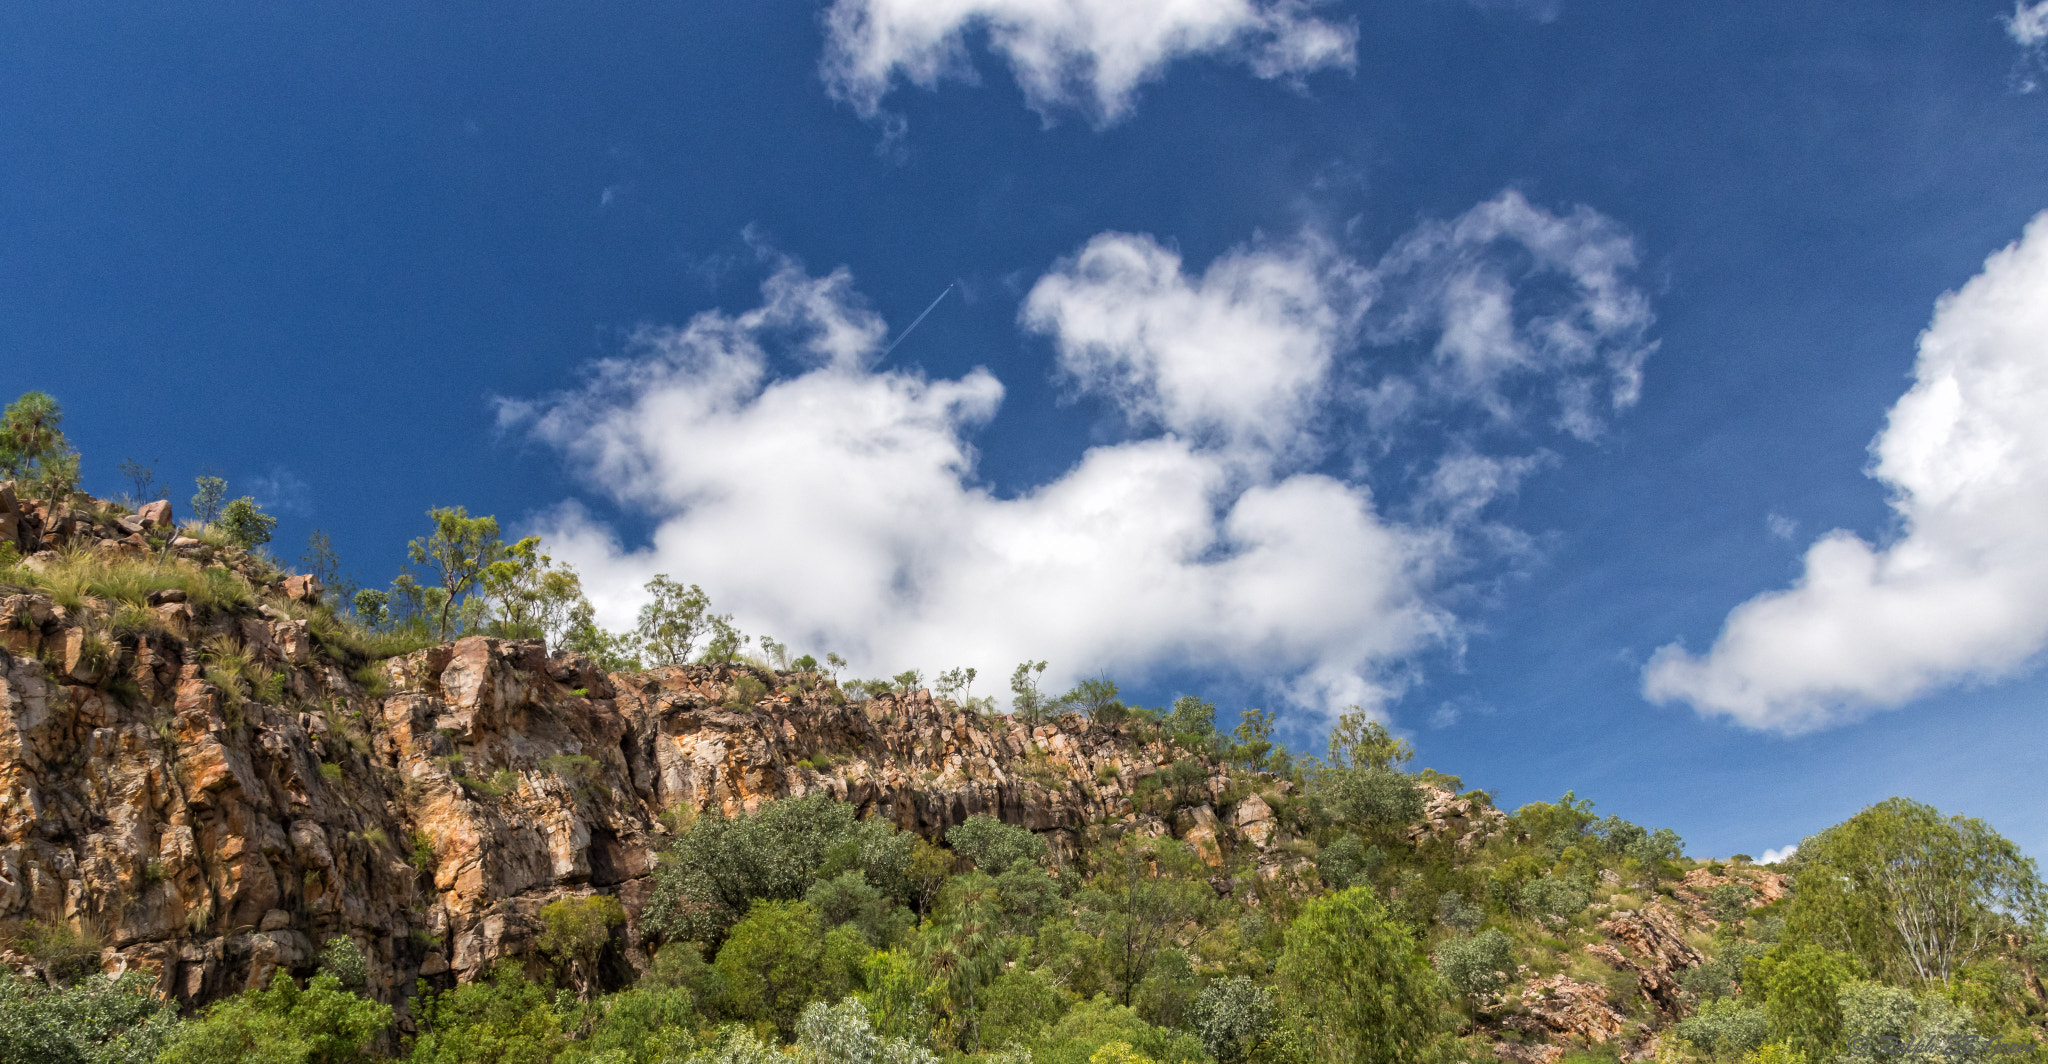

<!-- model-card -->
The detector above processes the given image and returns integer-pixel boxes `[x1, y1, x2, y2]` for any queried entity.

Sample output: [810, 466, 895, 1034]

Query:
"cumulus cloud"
[1760, 844, 1798, 865]
[1644, 211, 2048, 733]
[1022, 232, 1364, 459]
[509, 192, 1651, 718]
[820, 0, 1356, 125]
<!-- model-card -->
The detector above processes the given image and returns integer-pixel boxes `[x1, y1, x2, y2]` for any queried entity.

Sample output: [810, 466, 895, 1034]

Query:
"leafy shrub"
[1676, 998, 1771, 1059]
[645, 794, 914, 943]
[1520, 876, 1591, 919]
[0, 969, 182, 1064]
[1189, 976, 1276, 1064]
[214, 497, 276, 550]
[408, 962, 565, 1064]
[714, 901, 866, 1037]
[946, 815, 1050, 875]
[318, 937, 370, 989]
[157, 971, 390, 1064]
[1435, 928, 1514, 1002]
[1315, 835, 1383, 889]
[1324, 767, 1424, 829]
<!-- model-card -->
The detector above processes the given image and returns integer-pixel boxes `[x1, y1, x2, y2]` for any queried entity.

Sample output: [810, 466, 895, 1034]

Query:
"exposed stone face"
[1515, 973, 1633, 1044]
[1407, 785, 1510, 850]
[0, 568, 1293, 1016]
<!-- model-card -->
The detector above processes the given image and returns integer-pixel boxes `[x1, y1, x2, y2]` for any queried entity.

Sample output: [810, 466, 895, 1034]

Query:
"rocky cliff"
[0, 488, 1310, 1012]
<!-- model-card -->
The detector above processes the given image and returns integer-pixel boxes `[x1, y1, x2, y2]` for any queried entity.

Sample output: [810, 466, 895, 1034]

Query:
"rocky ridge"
[0, 489, 1316, 1013]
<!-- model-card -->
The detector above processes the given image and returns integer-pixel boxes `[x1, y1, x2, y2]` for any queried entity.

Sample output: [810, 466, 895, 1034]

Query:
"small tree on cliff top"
[0, 391, 80, 509]
[408, 506, 505, 641]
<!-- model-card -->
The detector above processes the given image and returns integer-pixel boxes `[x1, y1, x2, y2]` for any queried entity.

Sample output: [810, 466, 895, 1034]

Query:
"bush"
[946, 814, 1050, 875]
[1520, 876, 1590, 919]
[713, 901, 866, 1037]
[1277, 887, 1446, 1064]
[1435, 929, 1514, 1002]
[214, 497, 276, 550]
[794, 997, 940, 1064]
[645, 794, 914, 943]
[1325, 767, 1424, 830]
[408, 962, 565, 1064]
[318, 937, 370, 989]
[1189, 976, 1277, 1064]
[157, 971, 390, 1064]
[1316, 835, 1383, 889]
[1677, 998, 1771, 1059]
[0, 970, 182, 1064]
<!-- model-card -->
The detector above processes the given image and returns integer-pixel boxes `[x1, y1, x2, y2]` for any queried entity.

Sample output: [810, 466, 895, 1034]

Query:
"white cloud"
[1765, 510, 1798, 541]
[247, 466, 312, 515]
[510, 193, 1650, 720]
[1760, 844, 1798, 865]
[2011, 2, 2048, 92]
[1365, 190, 1656, 441]
[2012, 2, 2048, 47]
[820, 0, 1356, 125]
[1645, 211, 2048, 733]
[1022, 232, 1364, 459]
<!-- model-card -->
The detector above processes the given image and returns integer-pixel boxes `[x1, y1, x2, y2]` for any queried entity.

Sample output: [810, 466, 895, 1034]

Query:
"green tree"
[1324, 766, 1425, 830]
[645, 794, 912, 943]
[1164, 696, 1216, 741]
[1783, 797, 2046, 985]
[157, 970, 390, 1064]
[563, 600, 644, 672]
[700, 612, 751, 663]
[1325, 709, 1414, 771]
[0, 970, 182, 1064]
[636, 575, 712, 665]
[1435, 928, 1514, 1002]
[301, 530, 360, 607]
[216, 497, 277, 550]
[0, 392, 80, 509]
[352, 589, 391, 629]
[190, 476, 228, 530]
[1010, 660, 1050, 723]
[1675, 997, 1771, 1060]
[407, 506, 506, 640]
[714, 900, 865, 1037]
[794, 997, 940, 1064]
[556, 984, 698, 1064]
[1276, 886, 1446, 1064]
[1189, 976, 1276, 1064]
[945, 814, 1050, 876]
[538, 894, 626, 1000]
[1746, 944, 1862, 1058]
[1062, 677, 1126, 723]
[407, 962, 565, 1064]
[1076, 836, 1215, 1008]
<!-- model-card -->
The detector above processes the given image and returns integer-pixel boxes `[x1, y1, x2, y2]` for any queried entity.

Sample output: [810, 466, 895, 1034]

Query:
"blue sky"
[8, 0, 2048, 860]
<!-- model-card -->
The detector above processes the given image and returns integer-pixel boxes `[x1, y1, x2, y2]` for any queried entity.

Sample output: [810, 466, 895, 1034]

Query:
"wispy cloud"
[1645, 211, 2048, 733]
[247, 466, 312, 515]
[2008, 1, 2048, 92]
[506, 192, 1652, 722]
[820, 0, 1357, 127]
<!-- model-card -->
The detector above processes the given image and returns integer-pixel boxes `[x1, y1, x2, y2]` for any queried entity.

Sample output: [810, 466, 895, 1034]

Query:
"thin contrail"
[880, 283, 955, 358]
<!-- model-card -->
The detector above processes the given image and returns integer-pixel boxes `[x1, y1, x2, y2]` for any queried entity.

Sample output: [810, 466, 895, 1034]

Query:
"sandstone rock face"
[1515, 973, 1632, 1044]
[0, 582, 1291, 1014]
[1408, 786, 1510, 851]
[1590, 904, 1704, 1014]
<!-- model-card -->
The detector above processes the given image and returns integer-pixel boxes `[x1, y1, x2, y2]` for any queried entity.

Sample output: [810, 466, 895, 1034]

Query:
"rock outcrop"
[0, 500, 1302, 1014]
